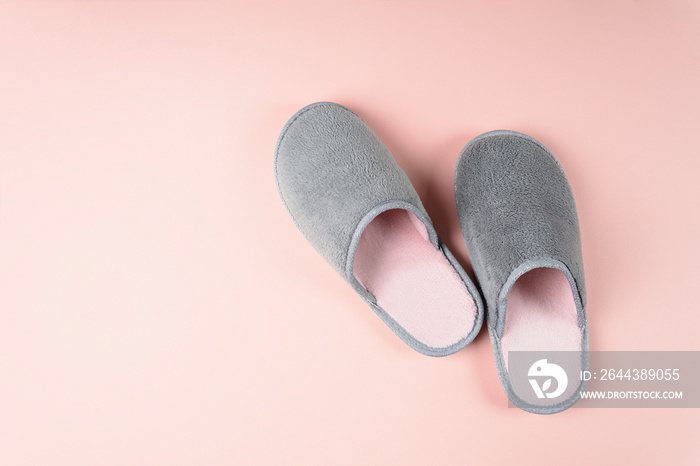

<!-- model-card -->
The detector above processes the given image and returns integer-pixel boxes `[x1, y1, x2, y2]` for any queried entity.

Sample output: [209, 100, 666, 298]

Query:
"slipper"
[454, 130, 588, 413]
[275, 102, 483, 356]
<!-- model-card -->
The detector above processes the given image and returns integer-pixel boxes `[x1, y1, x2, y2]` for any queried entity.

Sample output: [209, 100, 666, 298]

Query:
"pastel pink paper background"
[1, 1, 699, 464]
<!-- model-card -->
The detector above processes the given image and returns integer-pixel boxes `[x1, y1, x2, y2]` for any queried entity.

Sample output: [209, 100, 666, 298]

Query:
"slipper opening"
[352, 209, 477, 349]
[502, 267, 582, 361]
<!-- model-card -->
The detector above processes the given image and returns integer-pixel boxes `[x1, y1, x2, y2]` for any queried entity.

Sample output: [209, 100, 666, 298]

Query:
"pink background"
[1, 1, 699, 464]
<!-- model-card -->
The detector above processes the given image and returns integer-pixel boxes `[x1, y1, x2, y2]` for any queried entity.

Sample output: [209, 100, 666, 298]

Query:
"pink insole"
[501, 268, 581, 365]
[352, 209, 477, 348]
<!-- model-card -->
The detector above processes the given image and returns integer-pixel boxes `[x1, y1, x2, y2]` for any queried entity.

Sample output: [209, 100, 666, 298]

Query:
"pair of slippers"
[274, 102, 588, 414]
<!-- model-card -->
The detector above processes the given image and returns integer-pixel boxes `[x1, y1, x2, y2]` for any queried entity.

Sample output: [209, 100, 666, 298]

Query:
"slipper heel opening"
[501, 267, 581, 359]
[500, 267, 583, 408]
[352, 209, 477, 349]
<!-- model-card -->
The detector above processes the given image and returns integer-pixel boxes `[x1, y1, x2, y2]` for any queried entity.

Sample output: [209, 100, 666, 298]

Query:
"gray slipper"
[454, 130, 588, 413]
[275, 102, 483, 356]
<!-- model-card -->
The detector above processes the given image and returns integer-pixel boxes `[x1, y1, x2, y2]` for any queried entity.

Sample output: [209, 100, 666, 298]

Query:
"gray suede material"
[454, 130, 588, 414]
[275, 102, 483, 357]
